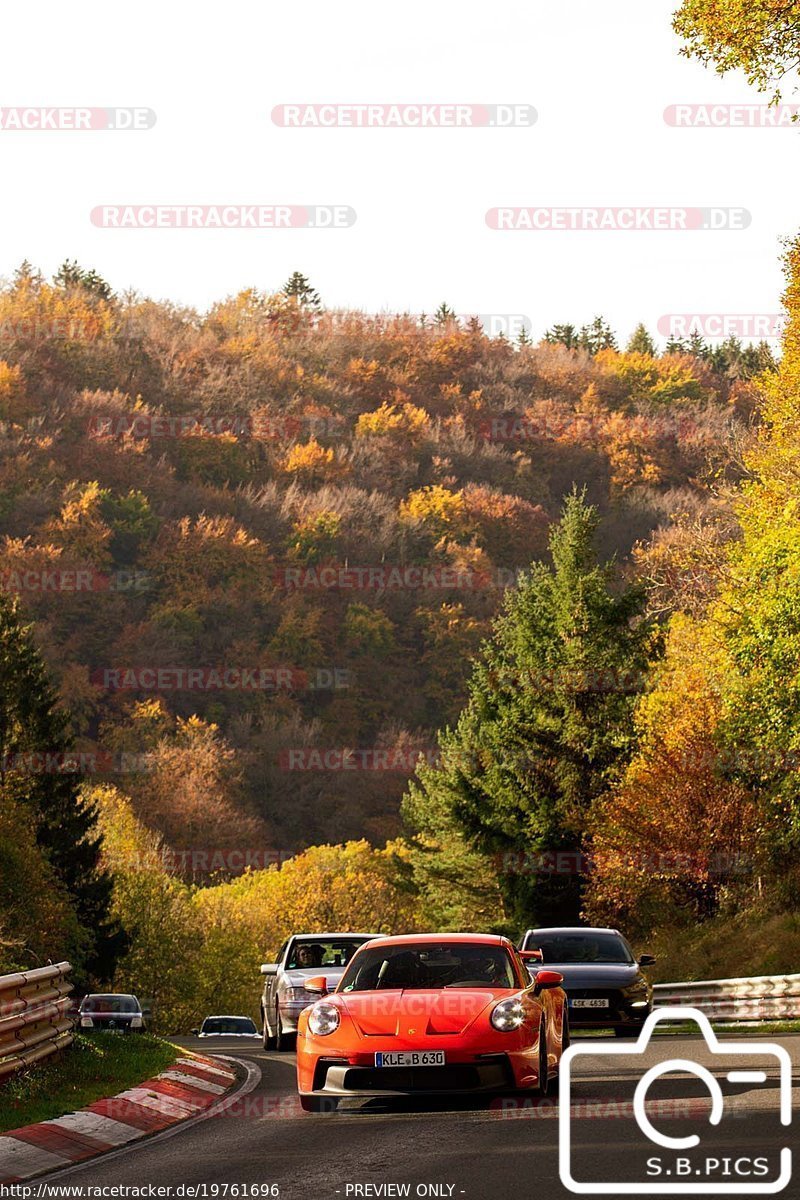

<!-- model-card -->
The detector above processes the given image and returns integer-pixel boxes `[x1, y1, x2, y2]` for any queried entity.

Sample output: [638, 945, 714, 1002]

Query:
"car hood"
[337, 989, 506, 1036]
[285, 967, 347, 988]
[539, 964, 644, 988]
[82, 1011, 139, 1019]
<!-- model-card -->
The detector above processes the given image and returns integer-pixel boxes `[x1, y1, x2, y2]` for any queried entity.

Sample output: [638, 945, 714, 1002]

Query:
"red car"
[295, 932, 567, 1111]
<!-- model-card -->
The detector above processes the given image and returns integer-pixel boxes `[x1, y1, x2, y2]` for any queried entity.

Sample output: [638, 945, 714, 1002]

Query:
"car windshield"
[201, 1017, 257, 1034]
[526, 932, 634, 964]
[81, 996, 139, 1013]
[286, 939, 370, 970]
[339, 943, 517, 991]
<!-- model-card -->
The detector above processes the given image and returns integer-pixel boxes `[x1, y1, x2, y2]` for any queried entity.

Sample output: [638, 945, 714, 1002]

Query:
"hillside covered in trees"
[0, 263, 765, 860]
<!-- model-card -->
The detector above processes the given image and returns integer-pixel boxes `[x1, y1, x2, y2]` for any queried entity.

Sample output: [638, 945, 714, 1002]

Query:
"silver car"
[260, 932, 379, 1050]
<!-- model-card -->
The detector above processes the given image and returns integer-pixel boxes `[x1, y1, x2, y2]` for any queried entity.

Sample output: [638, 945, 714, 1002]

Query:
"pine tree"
[578, 316, 618, 355]
[53, 260, 114, 302]
[626, 323, 657, 356]
[12, 260, 43, 293]
[403, 491, 656, 927]
[0, 593, 124, 981]
[282, 271, 321, 309]
[544, 323, 580, 350]
[434, 302, 458, 325]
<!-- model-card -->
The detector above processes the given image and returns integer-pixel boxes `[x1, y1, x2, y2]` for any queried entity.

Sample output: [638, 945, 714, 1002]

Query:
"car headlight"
[490, 998, 525, 1032]
[285, 987, 318, 1003]
[307, 1002, 340, 1036]
[80, 1016, 94, 1028]
[130, 1015, 143, 1028]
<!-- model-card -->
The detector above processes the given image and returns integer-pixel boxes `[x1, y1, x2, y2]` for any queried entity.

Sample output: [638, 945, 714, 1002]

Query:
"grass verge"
[0, 1032, 179, 1133]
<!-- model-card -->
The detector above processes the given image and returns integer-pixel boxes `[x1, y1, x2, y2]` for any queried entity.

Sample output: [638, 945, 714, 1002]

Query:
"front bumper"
[80, 1019, 142, 1032]
[567, 993, 651, 1028]
[305, 1053, 515, 1097]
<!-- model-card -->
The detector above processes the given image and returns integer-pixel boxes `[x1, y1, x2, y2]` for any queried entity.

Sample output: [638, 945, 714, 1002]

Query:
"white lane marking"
[42, 1113, 143, 1146]
[35, 1057, 262, 1182]
[0, 1137, 66, 1178]
[159, 1071, 227, 1094]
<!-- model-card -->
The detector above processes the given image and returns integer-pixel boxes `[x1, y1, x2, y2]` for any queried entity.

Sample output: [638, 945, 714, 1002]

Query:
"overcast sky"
[3, 0, 799, 343]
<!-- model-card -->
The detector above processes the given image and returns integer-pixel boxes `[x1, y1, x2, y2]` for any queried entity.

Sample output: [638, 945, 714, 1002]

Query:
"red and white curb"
[0, 1054, 238, 1184]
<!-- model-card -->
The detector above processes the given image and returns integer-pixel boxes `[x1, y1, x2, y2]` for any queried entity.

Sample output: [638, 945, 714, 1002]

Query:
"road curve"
[33, 1033, 800, 1200]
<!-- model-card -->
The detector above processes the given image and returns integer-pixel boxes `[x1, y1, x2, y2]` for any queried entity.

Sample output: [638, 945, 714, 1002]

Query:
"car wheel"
[261, 1008, 276, 1050]
[275, 1007, 295, 1051]
[536, 1018, 549, 1096]
[300, 1095, 338, 1113]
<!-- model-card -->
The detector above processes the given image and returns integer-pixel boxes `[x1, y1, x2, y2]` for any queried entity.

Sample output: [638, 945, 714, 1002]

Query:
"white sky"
[2, 0, 799, 343]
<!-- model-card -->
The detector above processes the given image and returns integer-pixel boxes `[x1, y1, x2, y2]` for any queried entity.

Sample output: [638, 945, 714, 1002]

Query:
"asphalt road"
[36, 1032, 800, 1200]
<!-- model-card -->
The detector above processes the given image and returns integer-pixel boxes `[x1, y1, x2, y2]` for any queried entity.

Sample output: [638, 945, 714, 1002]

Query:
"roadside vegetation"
[2, 0, 800, 1014]
[0, 1032, 177, 1133]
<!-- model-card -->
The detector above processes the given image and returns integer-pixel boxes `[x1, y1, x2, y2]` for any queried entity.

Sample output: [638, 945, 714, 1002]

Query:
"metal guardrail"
[653, 972, 800, 1022]
[0, 962, 74, 1080]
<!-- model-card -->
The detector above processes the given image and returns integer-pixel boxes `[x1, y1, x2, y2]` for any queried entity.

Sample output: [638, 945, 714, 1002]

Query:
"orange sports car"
[295, 932, 567, 1111]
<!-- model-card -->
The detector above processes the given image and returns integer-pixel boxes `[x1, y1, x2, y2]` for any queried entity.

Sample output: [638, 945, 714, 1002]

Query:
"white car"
[260, 932, 379, 1050]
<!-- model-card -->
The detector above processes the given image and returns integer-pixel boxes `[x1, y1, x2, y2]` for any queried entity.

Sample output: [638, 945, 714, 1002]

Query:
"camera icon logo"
[558, 1006, 793, 1194]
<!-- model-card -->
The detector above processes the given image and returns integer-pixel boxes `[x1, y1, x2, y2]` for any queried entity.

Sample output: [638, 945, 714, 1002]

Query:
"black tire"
[300, 1095, 339, 1113]
[275, 1007, 296, 1051]
[262, 1009, 276, 1051]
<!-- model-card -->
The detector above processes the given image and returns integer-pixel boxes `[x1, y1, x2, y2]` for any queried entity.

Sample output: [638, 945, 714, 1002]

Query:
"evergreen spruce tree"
[578, 316, 617, 355]
[626, 323, 657, 356]
[0, 593, 124, 981]
[53, 260, 114, 302]
[543, 323, 580, 350]
[282, 271, 321, 309]
[403, 491, 656, 928]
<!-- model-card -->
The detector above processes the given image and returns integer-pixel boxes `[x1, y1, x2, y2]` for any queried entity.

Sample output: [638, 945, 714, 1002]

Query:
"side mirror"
[533, 969, 564, 991]
[260, 963, 278, 975]
[191, 1028, 200, 1036]
[520, 949, 543, 962]
[638, 954, 657, 967]
[304, 975, 329, 994]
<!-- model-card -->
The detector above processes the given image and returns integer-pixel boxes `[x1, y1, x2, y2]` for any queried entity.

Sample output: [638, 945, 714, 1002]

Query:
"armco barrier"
[0, 962, 74, 1079]
[653, 972, 800, 1022]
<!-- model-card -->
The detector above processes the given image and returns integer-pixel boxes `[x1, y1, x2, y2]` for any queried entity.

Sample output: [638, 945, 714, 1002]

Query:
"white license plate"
[374, 1051, 446, 1067]
[570, 999, 609, 1009]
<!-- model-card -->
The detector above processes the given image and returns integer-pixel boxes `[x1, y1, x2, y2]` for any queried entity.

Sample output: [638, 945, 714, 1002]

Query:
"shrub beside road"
[0, 1031, 177, 1133]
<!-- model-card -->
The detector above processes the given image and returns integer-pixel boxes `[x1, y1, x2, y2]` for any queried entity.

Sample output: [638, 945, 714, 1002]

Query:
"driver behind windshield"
[294, 943, 323, 969]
